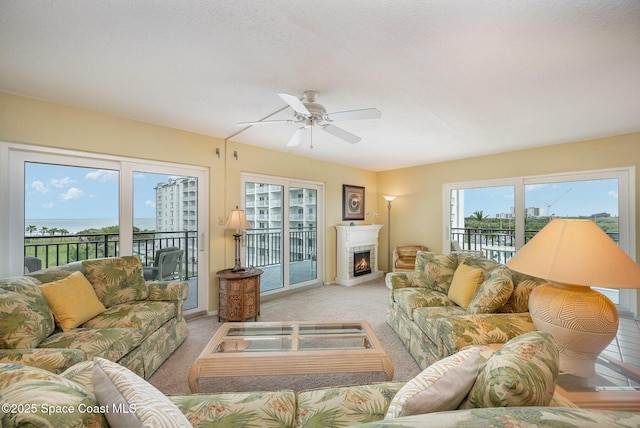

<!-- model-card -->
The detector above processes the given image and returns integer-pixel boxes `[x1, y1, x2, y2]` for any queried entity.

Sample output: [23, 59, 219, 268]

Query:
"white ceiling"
[1, 1, 639, 171]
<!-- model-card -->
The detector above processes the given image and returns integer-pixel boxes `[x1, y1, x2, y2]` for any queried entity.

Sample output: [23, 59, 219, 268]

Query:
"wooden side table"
[216, 268, 263, 322]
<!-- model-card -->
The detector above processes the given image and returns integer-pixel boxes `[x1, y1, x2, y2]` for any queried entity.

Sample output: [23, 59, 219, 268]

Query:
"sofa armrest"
[146, 280, 189, 301]
[422, 313, 538, 358]
[385, 272, 422, 290]
[0, 348, 86, 374]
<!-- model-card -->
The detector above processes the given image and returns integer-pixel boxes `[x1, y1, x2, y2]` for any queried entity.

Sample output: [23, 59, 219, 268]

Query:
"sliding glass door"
[444, 167, 635, 315]
[6, 144, 209, 316]
[242, 173, 323, 295]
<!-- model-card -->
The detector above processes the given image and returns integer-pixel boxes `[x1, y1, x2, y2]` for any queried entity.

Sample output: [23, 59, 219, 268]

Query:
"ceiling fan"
[238, 91, 381, 148]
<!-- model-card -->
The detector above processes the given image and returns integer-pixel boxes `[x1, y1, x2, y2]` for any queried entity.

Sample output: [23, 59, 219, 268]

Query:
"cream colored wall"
[3, 93, 638, 312]
[0, 92, 378, 312]
[377, 133, 640, 311]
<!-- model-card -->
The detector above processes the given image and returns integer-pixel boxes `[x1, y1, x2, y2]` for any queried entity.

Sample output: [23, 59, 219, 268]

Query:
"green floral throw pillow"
[460, 331, 559, 408]
[82, 256, 148, 308]
[0, 276, 55, 348]
[466, 266, 514, 314]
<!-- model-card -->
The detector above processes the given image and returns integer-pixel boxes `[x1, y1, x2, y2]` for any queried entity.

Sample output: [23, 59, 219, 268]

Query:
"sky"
[25, 163, 619, 221]
[25, 163, 174, 219]
[462, 179, 619, 218]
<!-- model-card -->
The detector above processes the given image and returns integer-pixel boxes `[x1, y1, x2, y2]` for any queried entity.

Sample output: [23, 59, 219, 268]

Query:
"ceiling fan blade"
[322, 125, 361, 144]
[327, 108, 381, 122]
[277, 92, 311, 116]
[237, 119, 298, 126]
[287, 127, 306, 147]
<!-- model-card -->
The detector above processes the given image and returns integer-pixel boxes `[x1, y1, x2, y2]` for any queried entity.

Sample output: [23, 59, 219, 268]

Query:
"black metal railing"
[451, 226, 620, 261]
[24, 227, 318, 274]
[244, 227, 317, 267]
[24, 230, 198, 278]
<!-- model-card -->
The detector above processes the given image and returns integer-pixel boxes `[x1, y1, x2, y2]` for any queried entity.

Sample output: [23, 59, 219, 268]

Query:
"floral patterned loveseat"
[0, 256, 188, 379]
[2, 332, 640, 427]
[386, 251, 544, 369]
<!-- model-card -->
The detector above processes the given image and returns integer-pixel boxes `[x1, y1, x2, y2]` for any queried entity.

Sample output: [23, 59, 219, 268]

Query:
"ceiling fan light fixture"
[240, 91, 381, 148]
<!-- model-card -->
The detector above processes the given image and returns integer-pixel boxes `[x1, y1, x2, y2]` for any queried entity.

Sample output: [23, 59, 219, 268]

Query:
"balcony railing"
[24, 230, 198, 278]
[451, 227, 620, 263]
[24, 227, 318, 275]
[245, 227, 317, 267]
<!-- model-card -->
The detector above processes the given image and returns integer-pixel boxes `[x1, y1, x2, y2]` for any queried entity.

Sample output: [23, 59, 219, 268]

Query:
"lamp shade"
[506, 219, 640, 289]
[224, 206, 251, 231]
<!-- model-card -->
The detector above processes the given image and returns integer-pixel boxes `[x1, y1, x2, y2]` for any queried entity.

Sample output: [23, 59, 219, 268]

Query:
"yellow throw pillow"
[447, 264, 485, 309]
[39, 271, 107, 332]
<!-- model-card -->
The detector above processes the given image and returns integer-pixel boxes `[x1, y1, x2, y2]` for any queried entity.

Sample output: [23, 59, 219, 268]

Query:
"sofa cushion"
[414, 252, 460, 294]
[0, 362, 108, 427]
[394, 288, 456, 320]
[83, 300, 176, 337]
[39, 271, 107, 332]
[460, 331, 559, 408]
[498, 270, 545, 313]
[39, 327, 143, 362]
[93, 357, 192, 427]
[466, 266, 514, 314]
[82, 256, 149, 308]
[385, 348, 480, 419]
[173, 390, 297, 428]
[296, 382, 405, 427]
[0, 276, 55, 349]
[447, 264, 485, 309]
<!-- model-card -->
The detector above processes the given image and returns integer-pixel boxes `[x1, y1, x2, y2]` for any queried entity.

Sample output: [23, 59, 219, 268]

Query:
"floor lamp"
[383, 195, 396, 272]
[506, 219, 640, 377]
[225, 206, 252, 272]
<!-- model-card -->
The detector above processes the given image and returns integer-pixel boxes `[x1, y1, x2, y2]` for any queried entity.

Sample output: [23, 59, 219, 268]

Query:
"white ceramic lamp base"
[528, 282, 619, 378]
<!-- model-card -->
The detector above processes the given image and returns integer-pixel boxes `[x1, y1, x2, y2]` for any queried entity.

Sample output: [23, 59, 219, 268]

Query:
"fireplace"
[335, 224, 383, 286]
[353, 250, 372, 277]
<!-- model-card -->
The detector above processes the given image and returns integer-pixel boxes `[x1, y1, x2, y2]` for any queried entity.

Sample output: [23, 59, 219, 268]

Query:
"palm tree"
[26, 225, 37, 235]
[40, 226, 48, 236]
[471, 210, 489, 226]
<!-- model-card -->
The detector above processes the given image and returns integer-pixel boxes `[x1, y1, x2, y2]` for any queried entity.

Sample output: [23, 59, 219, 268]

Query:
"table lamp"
[225, 206, 251, 272]
[506, 218, 640, 377]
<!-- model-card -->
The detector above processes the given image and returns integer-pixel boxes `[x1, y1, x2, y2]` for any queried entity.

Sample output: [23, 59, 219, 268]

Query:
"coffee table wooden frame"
[188, 320, 394, 393]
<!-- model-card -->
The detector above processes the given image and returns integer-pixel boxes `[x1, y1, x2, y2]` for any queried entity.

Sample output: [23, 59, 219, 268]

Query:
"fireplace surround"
[335, 224, 383, 286]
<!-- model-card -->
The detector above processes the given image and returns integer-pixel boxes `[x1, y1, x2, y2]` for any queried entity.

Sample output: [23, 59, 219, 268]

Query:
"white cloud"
[86, 170, 118, 182]
[41, 202, 55, 209]
[61, 187, 83, 200]
[608, 190, 618, 199]
[49, 177, 73, 188]
[145, 200, 156, 208]
[31, 180, 49, 193]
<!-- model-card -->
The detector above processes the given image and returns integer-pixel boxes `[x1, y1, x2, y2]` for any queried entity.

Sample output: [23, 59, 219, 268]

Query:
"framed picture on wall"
[342, 184, 365, 221]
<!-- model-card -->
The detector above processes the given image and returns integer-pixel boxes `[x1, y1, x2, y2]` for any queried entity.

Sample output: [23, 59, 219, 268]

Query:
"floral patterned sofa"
[386, 251, 544, 369]
[2, 332, 639, 427]
[0, 256, 188, 379]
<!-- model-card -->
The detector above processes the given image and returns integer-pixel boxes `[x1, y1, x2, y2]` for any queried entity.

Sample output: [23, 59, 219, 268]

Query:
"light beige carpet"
[148, 277, 420, 394]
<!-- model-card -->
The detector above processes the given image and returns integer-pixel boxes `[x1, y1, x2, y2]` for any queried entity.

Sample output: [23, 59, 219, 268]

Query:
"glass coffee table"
[188, 320, 394, 393]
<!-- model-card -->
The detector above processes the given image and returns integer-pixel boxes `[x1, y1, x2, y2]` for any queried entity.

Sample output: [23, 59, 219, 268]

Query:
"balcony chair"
[24, 256, 42, 273]
[450, 241, 484, 257]
[392, 245, 428, 272]
[143, 247, 185, 281]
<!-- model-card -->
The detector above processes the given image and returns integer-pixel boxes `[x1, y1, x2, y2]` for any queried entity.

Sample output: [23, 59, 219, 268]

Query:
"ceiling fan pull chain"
[310, 125, 314, 149]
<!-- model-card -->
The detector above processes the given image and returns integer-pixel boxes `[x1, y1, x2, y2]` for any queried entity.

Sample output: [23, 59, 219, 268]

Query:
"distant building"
[155, 177, 198, 232]
[525, 206, 542, 218]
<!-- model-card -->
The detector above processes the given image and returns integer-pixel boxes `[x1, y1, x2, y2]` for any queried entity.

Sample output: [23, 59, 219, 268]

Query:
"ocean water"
[24, 218, 156, 234]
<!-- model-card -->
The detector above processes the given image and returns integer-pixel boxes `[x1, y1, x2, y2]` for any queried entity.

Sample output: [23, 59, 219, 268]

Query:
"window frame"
[443, 166, 636, 316]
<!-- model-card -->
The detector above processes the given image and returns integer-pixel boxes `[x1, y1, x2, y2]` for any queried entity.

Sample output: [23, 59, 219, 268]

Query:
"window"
[444, 167, 636, 315]
[1, 143, 209, 316]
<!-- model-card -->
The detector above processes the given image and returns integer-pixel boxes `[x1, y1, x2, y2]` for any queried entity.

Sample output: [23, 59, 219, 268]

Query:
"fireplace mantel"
[335, 224, 384, 286]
